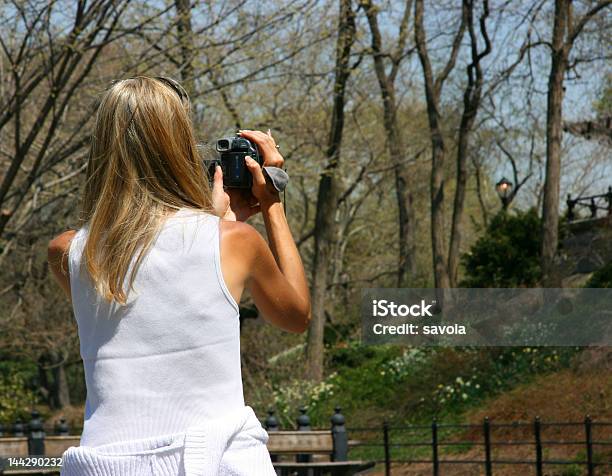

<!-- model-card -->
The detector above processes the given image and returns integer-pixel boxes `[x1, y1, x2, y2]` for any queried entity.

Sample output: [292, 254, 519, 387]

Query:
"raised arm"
[218, 130, 311, 333]
[221, 218, 310, 333]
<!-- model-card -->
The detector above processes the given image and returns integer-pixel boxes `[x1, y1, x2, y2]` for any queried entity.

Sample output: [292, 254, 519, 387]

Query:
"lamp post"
[495, 177, 513, 210]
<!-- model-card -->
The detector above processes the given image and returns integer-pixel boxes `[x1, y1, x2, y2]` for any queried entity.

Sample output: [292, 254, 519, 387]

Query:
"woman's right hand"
[238, 129, 284, 168]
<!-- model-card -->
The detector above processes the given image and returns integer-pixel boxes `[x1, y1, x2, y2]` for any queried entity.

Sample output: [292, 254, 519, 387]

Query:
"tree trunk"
[541, 0, 569, 286]
[448, 0, 490, 287]
[307, 174, 338, 381]
[37, 356, 51, 407]
[429, 143, 451, 289]
[49, 350, 71, 409]
[362, 0, 417, 287]
[306, 0, 355, 382]
[448, 122, 469, 287]
[175, 0, 195, 97]
[394, 166, 417, 286]
[414, 0, 455, 290]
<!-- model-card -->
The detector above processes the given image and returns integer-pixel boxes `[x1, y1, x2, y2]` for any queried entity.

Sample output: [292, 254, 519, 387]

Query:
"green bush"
[266, 342, 579, 430]
[461, 208, 542, 287]
[0, 359, 41, 424]
[585, 260, 612, 287]
[429, 347, 578, 417]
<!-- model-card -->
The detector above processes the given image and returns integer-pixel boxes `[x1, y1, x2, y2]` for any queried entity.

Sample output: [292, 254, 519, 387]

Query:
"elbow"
[290, 299, 311, 334]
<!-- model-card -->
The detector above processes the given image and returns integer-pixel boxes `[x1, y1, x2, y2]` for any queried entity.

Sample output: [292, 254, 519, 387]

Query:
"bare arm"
[218, 129, 311, 333]
[250, 197, 310, 333]
[221, 217, 310, 333]
[48, 230, 76, 301]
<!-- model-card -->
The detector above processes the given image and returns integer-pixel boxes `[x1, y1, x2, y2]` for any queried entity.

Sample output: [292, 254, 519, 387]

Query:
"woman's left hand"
[211, 165, 260, 222]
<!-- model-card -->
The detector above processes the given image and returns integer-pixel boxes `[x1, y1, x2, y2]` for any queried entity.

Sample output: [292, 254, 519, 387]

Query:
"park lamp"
[495, 177, 513, 209]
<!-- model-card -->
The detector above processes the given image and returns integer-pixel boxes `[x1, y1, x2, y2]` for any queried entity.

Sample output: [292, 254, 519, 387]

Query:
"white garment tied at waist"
[60, 406, 276, 476]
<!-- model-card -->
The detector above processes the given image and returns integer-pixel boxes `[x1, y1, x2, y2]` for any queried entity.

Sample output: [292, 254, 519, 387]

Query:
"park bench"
[267, 430, 374, 475]
[264, 408, 375, 476]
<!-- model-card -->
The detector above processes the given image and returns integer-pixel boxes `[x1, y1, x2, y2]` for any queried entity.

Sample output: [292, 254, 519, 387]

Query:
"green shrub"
[461, 208, 542, 287]
[585, 260, 612, 287]
[0, 359, 41, 424]
[429, 347, 578, 417]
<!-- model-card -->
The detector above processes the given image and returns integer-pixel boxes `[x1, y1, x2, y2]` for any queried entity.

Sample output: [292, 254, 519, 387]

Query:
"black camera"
[202, 136, 263, 188]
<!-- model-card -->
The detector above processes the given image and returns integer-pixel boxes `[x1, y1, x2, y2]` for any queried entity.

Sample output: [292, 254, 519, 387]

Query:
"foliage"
[461, 208, 542, 287]
[0, 360, 40, 424]
[265, 342, 579, 429]
[429, 347, 577, 416]
[270, 343, 406, 427]
[271, 373, 338, 428]
[585, 260, 612, 288]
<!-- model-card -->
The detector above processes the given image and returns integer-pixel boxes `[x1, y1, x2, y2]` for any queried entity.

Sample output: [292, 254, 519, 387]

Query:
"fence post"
[0, 421, 4, 437]
[567, 194, 575, 221]
[432, 419, 439, 476]
[607, 186, 612, 215]
[54, 418, 69, 436]
[296, 407, 311, 465]
[28, 410, 45, 456]
[13, 418, 25, 437]
[534, 416, 543, 476]
[382, 420, 390, 476]
[585, 415, 594, 476]
[483, 417, 492, 476]
[589, 198, 598, 218]
[264, 409, 279, 466]
[331, 406, 348, 462]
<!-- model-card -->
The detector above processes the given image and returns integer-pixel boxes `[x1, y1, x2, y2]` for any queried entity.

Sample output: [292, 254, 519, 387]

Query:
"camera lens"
[217, 139, 230, 151]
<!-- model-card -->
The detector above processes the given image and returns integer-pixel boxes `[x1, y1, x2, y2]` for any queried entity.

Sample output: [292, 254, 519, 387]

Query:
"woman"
[47, 76, 310, 475]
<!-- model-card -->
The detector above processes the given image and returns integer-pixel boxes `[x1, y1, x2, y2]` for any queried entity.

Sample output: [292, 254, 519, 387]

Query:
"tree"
[448, 0, 492, 287]
[414, 0, 467, 289]
[361, 0, 418, 287]
[175, 0, 196, 98]
[541, 0, 611, 285]
[0, 0, 138, 239]
[306, 0, 356, 382]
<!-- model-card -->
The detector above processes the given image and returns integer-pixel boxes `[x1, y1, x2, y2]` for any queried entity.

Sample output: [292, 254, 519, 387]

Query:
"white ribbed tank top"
[68, 208, 245, 447]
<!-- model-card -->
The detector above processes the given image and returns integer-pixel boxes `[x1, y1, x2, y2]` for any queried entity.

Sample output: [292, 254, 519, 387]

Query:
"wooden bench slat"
[267, 431, 333, 454]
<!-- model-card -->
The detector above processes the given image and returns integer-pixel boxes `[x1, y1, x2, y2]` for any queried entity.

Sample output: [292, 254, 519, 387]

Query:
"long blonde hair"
[80, 76, 212, 304]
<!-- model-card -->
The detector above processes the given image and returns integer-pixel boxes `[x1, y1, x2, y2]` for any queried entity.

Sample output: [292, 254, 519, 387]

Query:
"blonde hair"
[80, 76, 212, 304]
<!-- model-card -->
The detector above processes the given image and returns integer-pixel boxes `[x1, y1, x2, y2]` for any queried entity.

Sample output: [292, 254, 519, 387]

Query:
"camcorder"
[201, 135, 264, 189]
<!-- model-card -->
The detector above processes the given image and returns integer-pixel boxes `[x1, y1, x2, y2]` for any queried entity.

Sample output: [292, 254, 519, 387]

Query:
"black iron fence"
[349, 416, 612, 475]
[567, 187, 612, 221]
[2, 410, 611, 475]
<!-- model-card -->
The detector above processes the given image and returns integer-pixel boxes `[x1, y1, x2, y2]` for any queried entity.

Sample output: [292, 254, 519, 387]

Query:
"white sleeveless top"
[61, 208, 275, 476]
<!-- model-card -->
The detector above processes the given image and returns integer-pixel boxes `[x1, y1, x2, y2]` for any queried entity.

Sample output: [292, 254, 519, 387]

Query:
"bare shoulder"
[48, 229, 77, 254]
[219, 220, 266, 255]
[48, 230, 77, 266]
